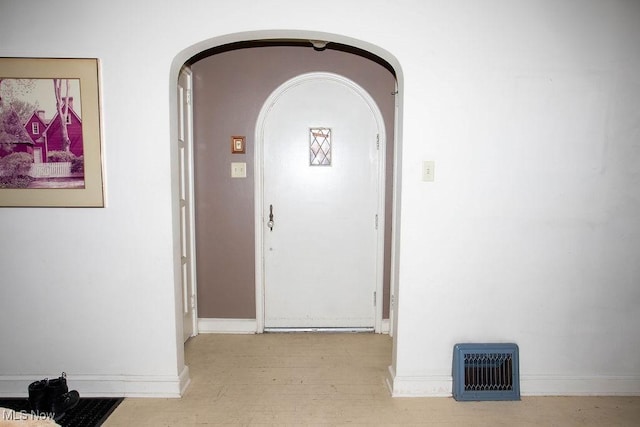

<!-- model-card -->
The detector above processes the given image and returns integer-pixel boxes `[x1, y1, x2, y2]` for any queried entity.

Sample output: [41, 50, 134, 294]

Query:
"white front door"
[33, 147, 42, 163]
[261, 73, 384, 330]
[178, 67, 197, 341]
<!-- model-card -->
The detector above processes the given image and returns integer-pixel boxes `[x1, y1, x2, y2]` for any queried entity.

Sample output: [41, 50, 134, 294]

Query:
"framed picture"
[231, 136, 245, 154]
[0, 57, 104, 207]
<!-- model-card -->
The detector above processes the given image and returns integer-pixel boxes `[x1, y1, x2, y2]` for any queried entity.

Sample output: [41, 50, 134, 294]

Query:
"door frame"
[254, 72, 387, 333]
[178, 65, 198, 340]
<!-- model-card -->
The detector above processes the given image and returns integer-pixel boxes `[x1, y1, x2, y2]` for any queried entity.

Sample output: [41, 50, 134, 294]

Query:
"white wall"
[390, 1, 640, 396]
[0, 0, 638, 397]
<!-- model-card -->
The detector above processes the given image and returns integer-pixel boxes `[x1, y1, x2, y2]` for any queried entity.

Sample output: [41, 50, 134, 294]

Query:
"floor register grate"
[452, 343, 520, 401]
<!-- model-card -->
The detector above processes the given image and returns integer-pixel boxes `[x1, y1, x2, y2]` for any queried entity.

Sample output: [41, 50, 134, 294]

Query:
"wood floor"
[104, 333, 640, 426]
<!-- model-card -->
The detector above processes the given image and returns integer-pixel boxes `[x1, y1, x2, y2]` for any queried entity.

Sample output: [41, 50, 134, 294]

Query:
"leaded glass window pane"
[310, 127, 331, 166]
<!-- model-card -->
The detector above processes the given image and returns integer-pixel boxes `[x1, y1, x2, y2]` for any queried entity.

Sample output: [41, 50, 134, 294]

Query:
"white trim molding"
[381, 319, 390, 334]
[520, 375, 640, 396]
[387, 367, 451, 397]
[0, 366, 190, 398]
[197, 318, 257, 334]
[386, 367, 640, 397]
[198, 318, 385, 335]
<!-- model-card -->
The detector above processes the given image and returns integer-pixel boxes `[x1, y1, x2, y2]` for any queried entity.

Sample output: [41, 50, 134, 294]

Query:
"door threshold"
[264, 327, 375, 333]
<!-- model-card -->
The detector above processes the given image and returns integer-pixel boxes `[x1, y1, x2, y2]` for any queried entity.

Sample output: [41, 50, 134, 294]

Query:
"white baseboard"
[380, 319, 390, 334]
[388, 370, 452, 397]
[386, 368, 640, 397]
[178, 365, 191, 396]
[520, 375, 640, 396]
[385, 365, 395, 395]
[0, 366, 190, 398]
[198, 318, 257, 334]
[198, 318, 385, 334]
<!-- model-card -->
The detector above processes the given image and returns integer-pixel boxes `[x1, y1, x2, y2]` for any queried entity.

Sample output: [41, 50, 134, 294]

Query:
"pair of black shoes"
[28, 372, 80, 421]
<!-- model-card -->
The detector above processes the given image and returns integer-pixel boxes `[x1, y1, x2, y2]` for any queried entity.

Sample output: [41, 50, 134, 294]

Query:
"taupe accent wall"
[192, 45, 396, 319]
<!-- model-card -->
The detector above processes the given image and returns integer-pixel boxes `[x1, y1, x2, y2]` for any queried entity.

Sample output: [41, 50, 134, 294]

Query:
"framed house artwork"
[0, 58, 105, 207]
[231, 136, 245, 154]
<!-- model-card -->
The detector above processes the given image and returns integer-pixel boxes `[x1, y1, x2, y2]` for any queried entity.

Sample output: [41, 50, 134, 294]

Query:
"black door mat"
[0, 397, 123, 426]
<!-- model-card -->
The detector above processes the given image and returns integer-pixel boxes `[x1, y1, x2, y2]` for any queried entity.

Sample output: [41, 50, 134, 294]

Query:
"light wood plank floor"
[105, 333, 640, 426]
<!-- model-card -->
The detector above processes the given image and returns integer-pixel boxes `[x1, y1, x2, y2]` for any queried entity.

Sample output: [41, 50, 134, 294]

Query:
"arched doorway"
[255, 72, 387, 332]
[169, 32, 404, 393]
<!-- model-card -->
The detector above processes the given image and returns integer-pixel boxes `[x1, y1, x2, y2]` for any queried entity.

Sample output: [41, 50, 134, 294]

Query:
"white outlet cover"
[231, 162, 247, 178]
[422, 160, 435, 182]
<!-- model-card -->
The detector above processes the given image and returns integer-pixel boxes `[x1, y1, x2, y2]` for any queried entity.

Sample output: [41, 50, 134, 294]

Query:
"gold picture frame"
[231, 136, 245, 154]
[0, 57, 104, 207]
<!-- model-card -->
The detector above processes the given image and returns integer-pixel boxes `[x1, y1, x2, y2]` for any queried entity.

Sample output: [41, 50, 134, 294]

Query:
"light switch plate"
[422, 160, 435, 182]
[231, 162, 247, 178]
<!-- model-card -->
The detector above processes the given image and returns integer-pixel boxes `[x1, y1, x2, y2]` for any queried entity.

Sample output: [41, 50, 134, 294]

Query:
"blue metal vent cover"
[452, 343, 520, 401]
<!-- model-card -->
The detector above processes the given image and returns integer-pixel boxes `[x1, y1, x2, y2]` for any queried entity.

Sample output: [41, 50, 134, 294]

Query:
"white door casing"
[178, 66, 197, 341]
[255, 72, 386, 332]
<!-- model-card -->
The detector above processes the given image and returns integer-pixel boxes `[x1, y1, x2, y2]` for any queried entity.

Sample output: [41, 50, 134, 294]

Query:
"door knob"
[268, 204, 274, 231]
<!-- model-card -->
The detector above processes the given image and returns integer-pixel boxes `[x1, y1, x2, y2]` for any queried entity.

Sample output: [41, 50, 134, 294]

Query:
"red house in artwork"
[21, 110, 46, 160]
[22, 97, 83, 163]
[0, 106, 32, 157]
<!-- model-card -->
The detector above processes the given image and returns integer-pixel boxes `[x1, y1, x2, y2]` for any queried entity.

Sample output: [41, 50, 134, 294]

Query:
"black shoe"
[45, 372, 69, 404]
[27, 379, 48, 413]
[28, 372, 75, 418]
[51, 390, 80, 421]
